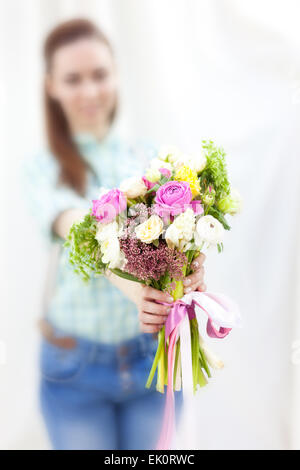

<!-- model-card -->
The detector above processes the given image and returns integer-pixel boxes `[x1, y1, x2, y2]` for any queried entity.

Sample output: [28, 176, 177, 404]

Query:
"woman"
[23, 18, 206, 450]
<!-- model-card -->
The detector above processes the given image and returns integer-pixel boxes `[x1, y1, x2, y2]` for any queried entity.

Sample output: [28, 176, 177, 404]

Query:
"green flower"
[202, 186, 216, 206]
[217, 189, 242, 215]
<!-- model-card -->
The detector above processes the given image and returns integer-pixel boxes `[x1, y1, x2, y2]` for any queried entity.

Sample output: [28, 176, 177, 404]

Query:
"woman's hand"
[138, 287, 174, 333]
[138, 253, 206, 333]
[183, 252, 206, 294]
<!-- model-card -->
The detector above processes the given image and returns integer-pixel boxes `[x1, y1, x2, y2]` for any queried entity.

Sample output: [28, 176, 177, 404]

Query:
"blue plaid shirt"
[22, 130, 157, 344]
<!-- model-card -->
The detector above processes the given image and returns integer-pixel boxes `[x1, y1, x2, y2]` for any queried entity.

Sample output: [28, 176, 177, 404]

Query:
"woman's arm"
[52, 208, 87, 240]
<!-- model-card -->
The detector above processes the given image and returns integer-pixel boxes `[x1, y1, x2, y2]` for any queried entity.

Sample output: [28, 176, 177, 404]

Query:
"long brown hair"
[44, 19, 117, 195]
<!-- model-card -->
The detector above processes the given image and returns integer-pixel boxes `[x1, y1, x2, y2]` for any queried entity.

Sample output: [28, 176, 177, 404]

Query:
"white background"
[0, 0, 300, 450]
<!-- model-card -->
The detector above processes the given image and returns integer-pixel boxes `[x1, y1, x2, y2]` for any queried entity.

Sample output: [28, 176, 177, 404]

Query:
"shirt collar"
[71, 127, 121, 176]
[72, 126, 119, 153]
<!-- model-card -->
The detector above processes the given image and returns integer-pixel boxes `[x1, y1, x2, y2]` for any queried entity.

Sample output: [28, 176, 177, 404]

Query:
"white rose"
[100, 236, 125, 269]
[95, 220, 119, 243]
[96, 221, 125, 269]
[158, 145, 181, 162]
[145, 167, 161, 183]
[165, 208, 196, 251]
[135, 214, 164, 244]
[174, 153, 207, 173]
[120, 177, 147, 199]
[149, 158, 173, 172]
[194, 215, 224, 247]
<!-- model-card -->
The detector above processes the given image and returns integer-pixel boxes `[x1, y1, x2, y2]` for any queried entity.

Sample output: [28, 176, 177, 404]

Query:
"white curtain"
[0, 0, 299, 449]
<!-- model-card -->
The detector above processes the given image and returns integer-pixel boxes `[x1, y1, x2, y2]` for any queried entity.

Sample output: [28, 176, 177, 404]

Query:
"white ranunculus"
[194, 215, 224, 247]
[157, 145, 181, 162]
[100, 236, 125, 269]
[145, 167, 161, 183]
[135, 214, 164, 244]
[120, 177, 147, 199]
[165, 208, 196, 251]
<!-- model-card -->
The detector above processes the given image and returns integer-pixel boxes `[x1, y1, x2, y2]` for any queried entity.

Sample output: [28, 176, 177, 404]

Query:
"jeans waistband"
[41, 317, 158, 365]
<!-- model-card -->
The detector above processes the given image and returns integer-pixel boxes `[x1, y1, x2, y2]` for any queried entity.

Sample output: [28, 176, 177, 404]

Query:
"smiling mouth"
[80, 104, 102, 112]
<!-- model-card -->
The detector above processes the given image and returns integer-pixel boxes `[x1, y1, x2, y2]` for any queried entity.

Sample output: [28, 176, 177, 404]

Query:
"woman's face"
[47, 37, 118, 134]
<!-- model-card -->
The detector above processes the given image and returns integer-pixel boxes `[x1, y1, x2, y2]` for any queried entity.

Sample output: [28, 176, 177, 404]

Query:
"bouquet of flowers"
[66, 140, 242, 449]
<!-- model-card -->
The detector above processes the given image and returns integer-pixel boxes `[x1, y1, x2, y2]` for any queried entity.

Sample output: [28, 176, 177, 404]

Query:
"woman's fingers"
[140, 311, 168, 325]
[142, 285, 173, 304]
[140, 323, 164, 334]
[141, 300, 171, 316]
[138, 286, 173, 334]
[185, 281, 207, 293]
[197, 282, 207, 292]
[139, 253, 206, 333]
[183, 266, 205, 294]
[191, 252, 206, 271]
[183, 267, 204, 286]
[138, 257, 207, 334]
[182, 252, 206, 294]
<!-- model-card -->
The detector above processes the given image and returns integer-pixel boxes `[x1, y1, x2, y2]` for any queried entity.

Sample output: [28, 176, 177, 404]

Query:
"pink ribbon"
[156, 296, 234, 450]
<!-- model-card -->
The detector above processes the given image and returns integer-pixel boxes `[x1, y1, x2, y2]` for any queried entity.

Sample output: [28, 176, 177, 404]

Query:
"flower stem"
[172, 279, 184, 300]
[146, 266, 186, 393]
[145, 327, 164, 389]
[199, 344, 211, 378]
[164, 339, 168, 386]
[198, 367, 208, 387]
[156, 327, 165, 393]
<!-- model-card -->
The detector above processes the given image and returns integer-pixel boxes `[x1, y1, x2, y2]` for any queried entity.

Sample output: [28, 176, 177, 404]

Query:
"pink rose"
[159, 168, 171, 178]
[92, 189, 127, 223]
[142, 176, 156, 191]
[154, 181, 192, 218]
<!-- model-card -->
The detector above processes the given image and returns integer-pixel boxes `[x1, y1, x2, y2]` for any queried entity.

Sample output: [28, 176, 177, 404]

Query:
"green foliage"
[158, 271, 171, 292]
[145, 174, 170, 195]
[65, 213, 106, 281]
[110, 268, 145, 284]
[198, 140, 232, 233]
[217, 243, 224, 253]
[200, 140, 230, 200]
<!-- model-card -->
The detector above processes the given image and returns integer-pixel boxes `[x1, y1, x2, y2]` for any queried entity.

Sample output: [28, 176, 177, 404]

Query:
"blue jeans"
[39, 322, 183, 450]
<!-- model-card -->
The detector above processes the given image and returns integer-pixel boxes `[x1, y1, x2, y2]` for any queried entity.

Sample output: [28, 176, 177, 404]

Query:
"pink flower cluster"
[120, 237, 187, 282]
[122, 203, 154, 238]
[128, 203, 153, 223]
